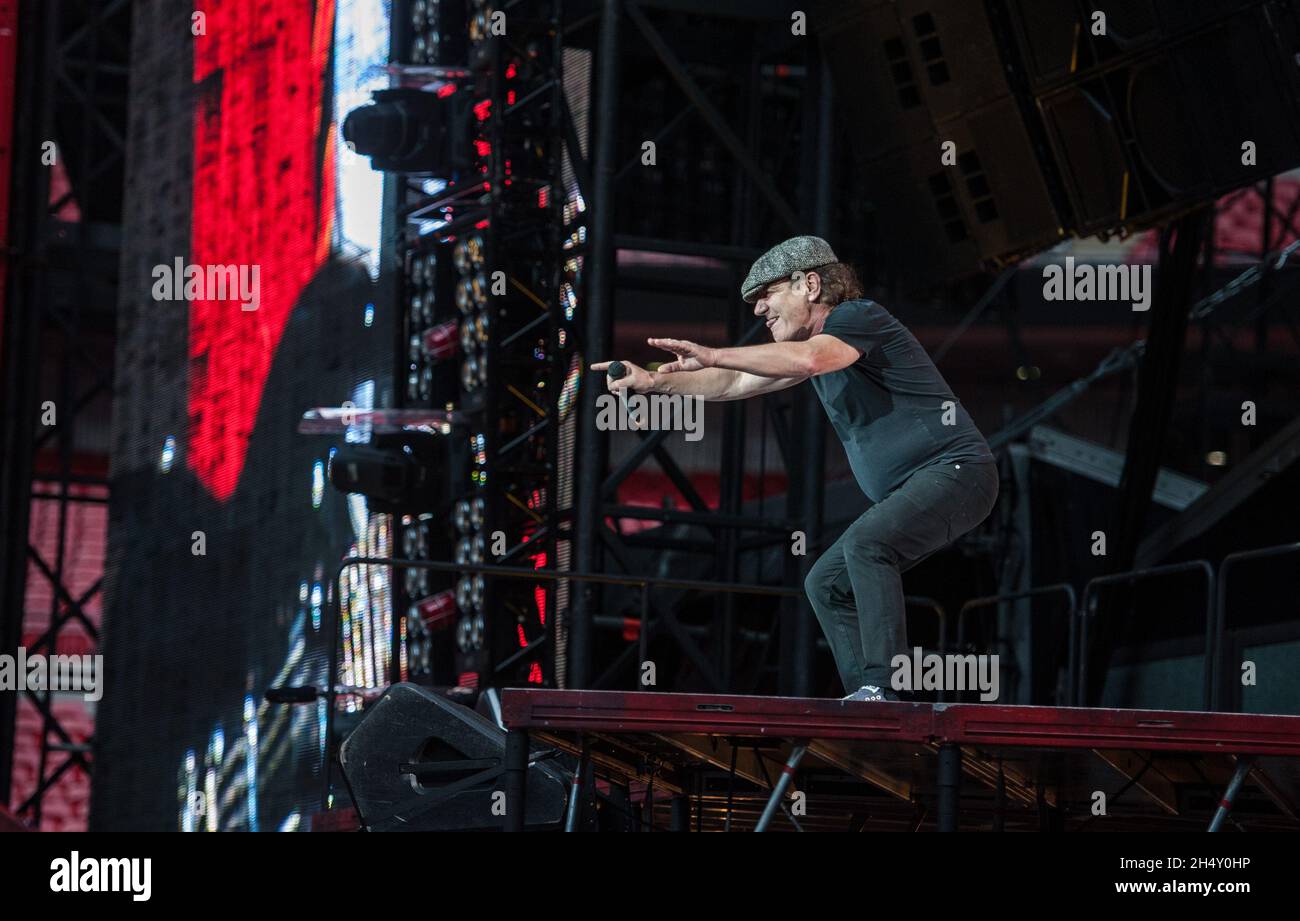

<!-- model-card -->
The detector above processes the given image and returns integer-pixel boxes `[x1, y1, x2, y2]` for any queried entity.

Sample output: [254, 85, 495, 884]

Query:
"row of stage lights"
[453, 497, 488, 653]
[402, 0, 478, 672]
[409, 0, 497, 66]
[409, 0, 446, 64]
[403, 233, 492, 405]
[394, 0, 564, 680]
[453, 235, 491, 393]
[450, 0, 511, 668]
[406, 249, 440, 404]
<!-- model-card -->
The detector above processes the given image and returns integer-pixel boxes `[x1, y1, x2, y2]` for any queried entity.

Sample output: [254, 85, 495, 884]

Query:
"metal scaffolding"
[0, 0, 129, 823]
[566, 0, 834, 696]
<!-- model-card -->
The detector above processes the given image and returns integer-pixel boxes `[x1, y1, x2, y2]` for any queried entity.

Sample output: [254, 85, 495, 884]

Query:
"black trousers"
[804, 459, 999, 693]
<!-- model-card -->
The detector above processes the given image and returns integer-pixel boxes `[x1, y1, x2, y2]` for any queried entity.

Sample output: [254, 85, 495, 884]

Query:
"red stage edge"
[498, 689, 1300, 832]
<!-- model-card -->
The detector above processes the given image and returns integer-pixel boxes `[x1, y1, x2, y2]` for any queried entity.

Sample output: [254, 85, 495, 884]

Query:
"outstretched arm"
[650, 335, 860, 379]
[591, 333, 860, 402]
[590, 360, 803, 401]
[658, 367, 806, 401]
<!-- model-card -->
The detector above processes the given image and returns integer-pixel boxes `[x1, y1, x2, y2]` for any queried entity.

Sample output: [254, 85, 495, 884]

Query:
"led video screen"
[92, 0, 396, 831]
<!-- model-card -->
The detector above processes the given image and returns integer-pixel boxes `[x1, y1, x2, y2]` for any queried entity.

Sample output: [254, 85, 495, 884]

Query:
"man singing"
[593, 235, 999, 701]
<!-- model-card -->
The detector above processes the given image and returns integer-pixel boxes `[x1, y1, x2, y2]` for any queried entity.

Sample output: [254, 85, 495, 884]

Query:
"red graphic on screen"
[188, 0, 336, 500]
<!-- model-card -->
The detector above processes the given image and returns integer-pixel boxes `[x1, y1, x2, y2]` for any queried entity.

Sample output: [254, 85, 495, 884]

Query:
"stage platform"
[499, 689, 1300, 831]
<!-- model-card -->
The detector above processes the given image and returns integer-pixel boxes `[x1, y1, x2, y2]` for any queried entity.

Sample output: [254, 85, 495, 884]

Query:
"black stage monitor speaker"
[339, 683, 570, 831]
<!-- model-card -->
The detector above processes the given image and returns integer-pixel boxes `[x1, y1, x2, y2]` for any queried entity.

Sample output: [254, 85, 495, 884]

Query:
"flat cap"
[741, 235, 838, 303]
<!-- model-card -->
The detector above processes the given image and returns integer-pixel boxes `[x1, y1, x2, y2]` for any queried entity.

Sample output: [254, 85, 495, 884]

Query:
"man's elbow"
[798, 347, 828, 377]
[800, 346, 842, 374]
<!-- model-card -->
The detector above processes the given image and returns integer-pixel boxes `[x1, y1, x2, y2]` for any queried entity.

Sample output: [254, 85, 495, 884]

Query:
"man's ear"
[805, 270, 823, 302]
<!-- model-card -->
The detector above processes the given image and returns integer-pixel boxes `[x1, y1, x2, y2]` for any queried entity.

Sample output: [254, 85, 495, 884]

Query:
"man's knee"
[804, 553, 837, 605]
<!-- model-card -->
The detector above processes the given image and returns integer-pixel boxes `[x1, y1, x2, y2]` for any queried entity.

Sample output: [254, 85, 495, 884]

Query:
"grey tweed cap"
[741, 235, 838, 303]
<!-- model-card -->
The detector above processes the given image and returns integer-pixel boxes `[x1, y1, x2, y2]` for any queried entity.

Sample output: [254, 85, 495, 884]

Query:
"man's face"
[753, 273, 820, 342]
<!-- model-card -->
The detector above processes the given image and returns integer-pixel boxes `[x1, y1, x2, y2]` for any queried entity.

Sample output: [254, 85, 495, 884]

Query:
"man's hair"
[811, 262, 864, 308]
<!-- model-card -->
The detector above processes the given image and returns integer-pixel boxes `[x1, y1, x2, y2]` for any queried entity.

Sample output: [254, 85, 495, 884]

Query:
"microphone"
[604, 360, 639, 429]
[265, 684, 384, 704]
[265, 686, 321, 704]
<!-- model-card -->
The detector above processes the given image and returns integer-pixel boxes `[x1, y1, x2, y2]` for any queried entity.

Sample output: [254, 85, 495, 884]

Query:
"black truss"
[0, 0, 129, 823]
[567, 0, 834, 696]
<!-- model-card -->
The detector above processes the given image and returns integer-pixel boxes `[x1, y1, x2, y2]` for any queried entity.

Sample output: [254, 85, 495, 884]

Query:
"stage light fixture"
[403, 524, 422, 558]
[329, 436, 453, 514]
[560, 282, 577, 320]
[342, 87, 471, 174]
[456, 277, 473, 314]
[406, 568, 429, 598]
[470, 7, 493, 45]
[453, 239, 472, 273]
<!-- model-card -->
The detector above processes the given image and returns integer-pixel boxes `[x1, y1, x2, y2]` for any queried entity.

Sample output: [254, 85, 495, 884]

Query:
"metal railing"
[1214, 542, 1300, 711]
[1076, 560, 1216, 709]
[954, 583, 1077, 705]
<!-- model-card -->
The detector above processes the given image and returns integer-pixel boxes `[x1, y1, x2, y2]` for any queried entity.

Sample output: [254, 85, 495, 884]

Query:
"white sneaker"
[841, 684, 895, 702]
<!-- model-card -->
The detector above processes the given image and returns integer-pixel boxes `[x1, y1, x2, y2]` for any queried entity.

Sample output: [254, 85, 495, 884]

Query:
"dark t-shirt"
[811, 299, 994, 502]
